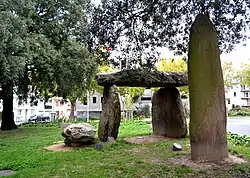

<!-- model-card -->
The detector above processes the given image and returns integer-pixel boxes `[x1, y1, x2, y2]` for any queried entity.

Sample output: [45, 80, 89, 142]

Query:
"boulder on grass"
[62, 123, 96, 146]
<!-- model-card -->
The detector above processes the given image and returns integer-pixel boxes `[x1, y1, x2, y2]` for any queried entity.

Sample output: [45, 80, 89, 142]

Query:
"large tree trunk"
[152, 87, 187, 138]
[1, 83, 17, 131]
[69, 100, 76, 120]
[188, 14, 228, 161]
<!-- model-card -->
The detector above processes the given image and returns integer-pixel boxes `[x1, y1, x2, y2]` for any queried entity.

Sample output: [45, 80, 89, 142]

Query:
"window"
[227, 99, 230, 105]
[101, 97, 103, 103]
[45, 105, 52, 109]
[246, 92, 249, 97]
[93, 97, 97, 104]
[234, 92, 236, 97]
[83, 100, 87, 105]
[141, 97, 151, 101]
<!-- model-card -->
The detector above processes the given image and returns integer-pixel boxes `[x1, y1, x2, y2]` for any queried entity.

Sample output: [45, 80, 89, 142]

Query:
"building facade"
[225, 84, 250, 111]
[0, 95, 71, 123]
[3, 84, 247, 123]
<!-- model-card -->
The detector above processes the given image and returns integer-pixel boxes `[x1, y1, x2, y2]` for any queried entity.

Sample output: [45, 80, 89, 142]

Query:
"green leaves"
[228, 132, 250, 147]
[0, 3, 27, 86]
[88, 0, 250, 67]
[0, 0, 97, 105]
[56, 39, 98, 102]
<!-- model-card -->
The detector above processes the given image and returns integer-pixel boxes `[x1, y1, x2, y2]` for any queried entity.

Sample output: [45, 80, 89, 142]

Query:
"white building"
[75, 92, 103, 119]
[75, 89, 153, 119]
[0, 95, 71, 123]
[225, 84, 250, 111]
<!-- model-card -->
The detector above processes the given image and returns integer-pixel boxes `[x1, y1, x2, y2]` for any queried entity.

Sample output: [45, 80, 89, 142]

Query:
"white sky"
[159, 39, 250, 69]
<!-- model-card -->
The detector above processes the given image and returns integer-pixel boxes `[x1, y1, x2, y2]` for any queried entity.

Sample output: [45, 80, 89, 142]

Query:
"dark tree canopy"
[88, 0, 250, 68]
[0, 0, 97, 130]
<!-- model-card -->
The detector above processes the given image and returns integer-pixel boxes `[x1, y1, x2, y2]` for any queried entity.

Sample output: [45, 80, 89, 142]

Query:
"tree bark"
[152, 87, 187, 138]
[1, 83, 17, 131]
[69, 100, 76, 120]
[188, 14, 228, 161]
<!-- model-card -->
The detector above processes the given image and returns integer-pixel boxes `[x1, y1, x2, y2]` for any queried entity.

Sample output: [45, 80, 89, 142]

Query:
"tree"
[221, 61, 237, 88]
[0, 0, 34, 130]
[88, 0, 250, 161]
[88, 0, 250, 68]
[155, 58, 188, 95]
[0, 0, 93, 130]
[89, 64, 117, 95]
[56, 40, 97, 120]
[237, 62, 250, 85]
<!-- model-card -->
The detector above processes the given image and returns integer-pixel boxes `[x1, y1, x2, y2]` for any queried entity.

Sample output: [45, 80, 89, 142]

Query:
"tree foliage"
[88, 0, 250, 68]
[238, 62, 250, 86]
[155, 58, 188, 95]
[57, 39, 97, 103]
[0, 0, 96, 130]
[221, 61, 237, 88]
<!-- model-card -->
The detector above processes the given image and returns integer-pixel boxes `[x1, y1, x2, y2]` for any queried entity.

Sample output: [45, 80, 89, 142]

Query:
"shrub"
[133, 104, 151, 118]
[21, 122, 58, 128]
[227, 132, 250, 147]
[228, 107, 250, 116]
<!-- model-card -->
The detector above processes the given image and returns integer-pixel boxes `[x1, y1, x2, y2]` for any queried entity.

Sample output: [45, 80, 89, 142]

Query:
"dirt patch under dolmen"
[123, 135, 174, 144]
[44, 141, 99, 152]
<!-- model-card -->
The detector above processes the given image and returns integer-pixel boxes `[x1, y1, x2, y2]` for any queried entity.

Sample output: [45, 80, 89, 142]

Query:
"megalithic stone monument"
[188, 14, 228, 161]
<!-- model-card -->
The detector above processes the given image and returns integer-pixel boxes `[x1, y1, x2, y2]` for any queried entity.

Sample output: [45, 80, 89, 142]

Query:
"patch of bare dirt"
[44, 143, 74, 152]
[123, 135, 173, 144]
[44, 142, 97, 152]
[166, 154, 247, 171]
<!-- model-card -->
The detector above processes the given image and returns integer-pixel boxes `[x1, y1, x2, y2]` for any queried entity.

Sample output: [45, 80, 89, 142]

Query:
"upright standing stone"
[152, 87, 187, 138]
[98, 85, 121, 142]
[188, 14, 228, 161]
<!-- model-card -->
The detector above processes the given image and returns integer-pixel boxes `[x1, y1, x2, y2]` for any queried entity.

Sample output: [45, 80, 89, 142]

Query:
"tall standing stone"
[152, 87, 187, 138]
[98, 85, 121, 142]
[188, 14, 228, 161]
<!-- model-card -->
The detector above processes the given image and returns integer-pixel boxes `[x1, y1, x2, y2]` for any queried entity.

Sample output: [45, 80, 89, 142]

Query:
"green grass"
[0, 120, 249, 178]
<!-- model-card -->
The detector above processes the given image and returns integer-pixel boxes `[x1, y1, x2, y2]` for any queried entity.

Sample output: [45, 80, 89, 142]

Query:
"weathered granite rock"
[152, 87, 187, 138]
[62, 123, 96, 146]
[96, 69, 188, 88]
[188, 14, 228, 161]
[98, 85, 121, 142]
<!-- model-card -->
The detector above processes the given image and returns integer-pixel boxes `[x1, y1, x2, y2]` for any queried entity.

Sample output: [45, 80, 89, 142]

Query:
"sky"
[159, 39, 250, 69]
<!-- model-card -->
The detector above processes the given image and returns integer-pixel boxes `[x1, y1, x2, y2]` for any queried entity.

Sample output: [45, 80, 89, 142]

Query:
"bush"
[21, 122, 58, 128]
[228, 107, 250, 116]
[133, 104, 151, 118]
[227, 132, 250, 147]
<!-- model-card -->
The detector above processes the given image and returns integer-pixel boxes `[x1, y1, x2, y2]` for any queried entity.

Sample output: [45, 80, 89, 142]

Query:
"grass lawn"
[0, 120, 250, 178]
